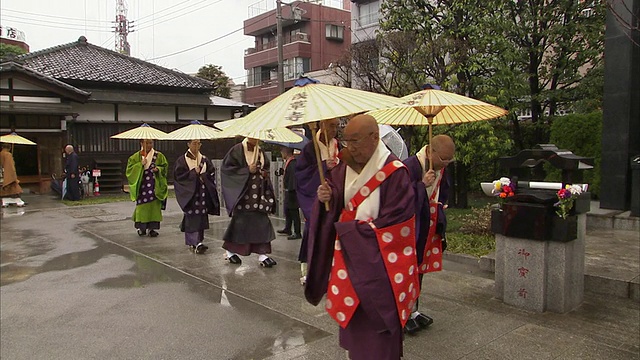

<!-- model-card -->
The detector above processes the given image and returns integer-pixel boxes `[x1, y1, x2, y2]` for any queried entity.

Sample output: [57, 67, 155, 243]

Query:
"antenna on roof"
[115, 0, 132, 55]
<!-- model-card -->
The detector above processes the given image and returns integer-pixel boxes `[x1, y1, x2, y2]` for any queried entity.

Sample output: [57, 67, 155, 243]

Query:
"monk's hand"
[317, 183, 331, 203]
[249, 163, 258, 174]
[152, 167, 159, 173]
[422, 169, 436, 187]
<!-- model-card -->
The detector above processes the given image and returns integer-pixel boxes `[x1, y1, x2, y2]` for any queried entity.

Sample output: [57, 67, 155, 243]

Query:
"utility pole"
[276, 0, 285, 95]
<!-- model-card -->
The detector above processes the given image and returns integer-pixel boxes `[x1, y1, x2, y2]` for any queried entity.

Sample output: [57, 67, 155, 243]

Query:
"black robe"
[173, 154, 220, 232]
[65, 151, 81, 201]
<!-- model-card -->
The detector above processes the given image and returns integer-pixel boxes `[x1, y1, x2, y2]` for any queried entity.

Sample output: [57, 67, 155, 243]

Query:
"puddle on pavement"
[2, 214, 330, 359]
[94, 254, 173, 288]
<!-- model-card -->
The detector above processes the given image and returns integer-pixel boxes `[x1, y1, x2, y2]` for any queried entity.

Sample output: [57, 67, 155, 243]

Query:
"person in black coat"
[64, 145, 81, 201]
[173, 139, 220, 254]
[276, 146, 301, 239]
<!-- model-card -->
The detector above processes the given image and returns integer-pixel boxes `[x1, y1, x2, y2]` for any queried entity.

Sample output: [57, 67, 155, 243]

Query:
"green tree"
[501, 0, 606, 143]
[196, 64, 231, 98]
[0, 43, 27, 59]
[379, 0, 515, 207]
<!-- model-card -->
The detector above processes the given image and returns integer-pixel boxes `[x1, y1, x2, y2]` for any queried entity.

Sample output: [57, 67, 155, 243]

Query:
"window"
[358, 2, 379, 26]
[326, 24, 344, 41]
[290, 28, 301, 42]
[284, 57, 311, 80]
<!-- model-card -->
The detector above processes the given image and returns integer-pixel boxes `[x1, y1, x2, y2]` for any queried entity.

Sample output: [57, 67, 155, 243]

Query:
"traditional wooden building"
[1, 36, 252, 193]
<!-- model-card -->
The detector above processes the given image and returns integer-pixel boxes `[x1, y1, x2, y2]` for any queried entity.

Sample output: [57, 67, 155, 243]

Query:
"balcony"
[244, 41, 312, 69]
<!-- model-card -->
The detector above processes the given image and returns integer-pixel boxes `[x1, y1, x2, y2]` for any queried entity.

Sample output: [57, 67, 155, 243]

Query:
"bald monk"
[305, 114, 419, 360]
[402, 134, 456, 333]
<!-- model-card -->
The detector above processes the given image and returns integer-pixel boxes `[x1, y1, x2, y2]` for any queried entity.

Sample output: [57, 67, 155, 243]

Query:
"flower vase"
[551, 215, 578, 242]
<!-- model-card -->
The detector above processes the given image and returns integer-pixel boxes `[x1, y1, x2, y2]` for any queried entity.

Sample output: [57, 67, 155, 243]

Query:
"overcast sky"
[0, 0, 267, 83]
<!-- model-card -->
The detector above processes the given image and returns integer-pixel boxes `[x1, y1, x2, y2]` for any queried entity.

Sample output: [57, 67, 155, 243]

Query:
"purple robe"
[295, 140, 338, 262]
[403, 155, 450, 264]
[305, 154, 415, 360]
[173, 154, 220, 235]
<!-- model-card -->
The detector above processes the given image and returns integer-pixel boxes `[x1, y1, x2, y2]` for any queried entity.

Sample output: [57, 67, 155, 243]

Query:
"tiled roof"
[17, 36, 213, 91]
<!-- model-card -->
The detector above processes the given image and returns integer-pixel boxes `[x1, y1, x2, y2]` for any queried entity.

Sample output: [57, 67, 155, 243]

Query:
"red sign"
[92, 169, 101, 177]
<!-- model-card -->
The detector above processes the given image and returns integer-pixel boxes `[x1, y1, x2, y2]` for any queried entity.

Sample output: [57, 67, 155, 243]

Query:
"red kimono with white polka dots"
[326, 160, 420, 328]
[419, 168, 444, 274]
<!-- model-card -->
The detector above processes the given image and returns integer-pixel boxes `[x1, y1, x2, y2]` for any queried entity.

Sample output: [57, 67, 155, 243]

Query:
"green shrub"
[547, 111, 602, 197]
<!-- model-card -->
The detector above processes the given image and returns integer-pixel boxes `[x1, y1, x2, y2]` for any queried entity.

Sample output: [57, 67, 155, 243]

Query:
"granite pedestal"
[495, 214, 586, 313]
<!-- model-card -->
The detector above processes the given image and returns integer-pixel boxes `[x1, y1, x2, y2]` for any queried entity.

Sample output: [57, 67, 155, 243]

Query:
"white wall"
[118, 104, 175, 123]
[73, 103, 115, 121]
[12, 78, 43, 90]
[206, 107, 234, 121]
[178, 106, 204, 121]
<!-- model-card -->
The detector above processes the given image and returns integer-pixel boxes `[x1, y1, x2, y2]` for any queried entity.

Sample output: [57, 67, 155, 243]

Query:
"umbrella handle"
[428, 121, 434, 171]
[310, 123, 330, 211]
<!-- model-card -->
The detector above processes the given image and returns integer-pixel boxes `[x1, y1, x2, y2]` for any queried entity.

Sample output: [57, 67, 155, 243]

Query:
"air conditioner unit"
[295, 32, 309, 42]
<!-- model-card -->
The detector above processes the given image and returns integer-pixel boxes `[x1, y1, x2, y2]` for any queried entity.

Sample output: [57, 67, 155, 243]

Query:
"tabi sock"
[258, 254, 269, 262]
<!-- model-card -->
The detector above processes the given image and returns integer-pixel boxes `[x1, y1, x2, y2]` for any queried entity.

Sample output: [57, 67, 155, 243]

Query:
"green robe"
[126, 150, 168, 224]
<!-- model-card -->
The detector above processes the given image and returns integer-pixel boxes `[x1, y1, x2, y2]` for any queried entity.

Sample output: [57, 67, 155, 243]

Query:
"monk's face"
[321, 119, 339, 140]
[342, 116, 379, 166]
[140, 139, 154, 154]
[187, 139, 201, 155]
[430, 136, 455, 170]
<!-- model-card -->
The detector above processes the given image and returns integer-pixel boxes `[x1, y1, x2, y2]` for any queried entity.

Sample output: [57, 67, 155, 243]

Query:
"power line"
[147, 26, 244, 61]
[135, 0, 221, 30]
[1, 14, 113, 30]
[0, 8, 114, 23]
[176, 38, 249, 69]
[0, 17, 113, 32]
[134, 0, 191, 22]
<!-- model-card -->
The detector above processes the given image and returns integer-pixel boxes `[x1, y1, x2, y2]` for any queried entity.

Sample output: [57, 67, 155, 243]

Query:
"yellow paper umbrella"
[111, 123, 167, 140]
[221, 80, 405, 135]
[214, 119, 303, 143]
[221, 78, 405, 209]
[0, 132, 37, 145]
[367, 87, 508, 169]
[163, 120, 224, 140]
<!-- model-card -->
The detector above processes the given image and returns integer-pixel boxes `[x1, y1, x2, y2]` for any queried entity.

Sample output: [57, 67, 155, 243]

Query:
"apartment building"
[243, 0, 352, 105]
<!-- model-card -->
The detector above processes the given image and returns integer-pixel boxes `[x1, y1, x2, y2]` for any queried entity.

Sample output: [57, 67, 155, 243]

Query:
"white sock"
[258, 254, 269, 262]
[226, 250, 236, 258]
[411, 311, 421, 319]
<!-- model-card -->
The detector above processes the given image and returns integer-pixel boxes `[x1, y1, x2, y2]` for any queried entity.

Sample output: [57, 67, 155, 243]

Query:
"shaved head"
[345, 114, 379, 137]
[343, 114, 380, 169]
[430, 134, 456, 170]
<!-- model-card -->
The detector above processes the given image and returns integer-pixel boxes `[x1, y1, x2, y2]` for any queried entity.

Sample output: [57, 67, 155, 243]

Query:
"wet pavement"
[1, 194, 638, 359]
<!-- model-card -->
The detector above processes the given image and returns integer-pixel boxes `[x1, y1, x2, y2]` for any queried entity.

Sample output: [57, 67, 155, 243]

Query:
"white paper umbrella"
[0, 132, 37, 145]
[111, 123, 167, 140]
[163, 120, 224, 140]
[214, 119, 303, 143]
[221, 78, 405, 135]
